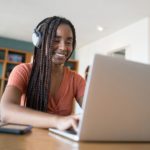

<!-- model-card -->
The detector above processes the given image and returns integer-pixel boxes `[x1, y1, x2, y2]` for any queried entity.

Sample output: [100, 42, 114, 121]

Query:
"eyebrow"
[55, 36, 73, 40]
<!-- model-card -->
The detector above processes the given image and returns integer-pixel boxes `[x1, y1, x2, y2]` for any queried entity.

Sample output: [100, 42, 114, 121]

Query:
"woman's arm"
[0, 86, 79, 130]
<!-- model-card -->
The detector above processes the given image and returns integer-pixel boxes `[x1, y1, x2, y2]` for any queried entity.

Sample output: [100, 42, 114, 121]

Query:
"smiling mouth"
[53, 51, 68, 57]
[55, 53, 66, 57]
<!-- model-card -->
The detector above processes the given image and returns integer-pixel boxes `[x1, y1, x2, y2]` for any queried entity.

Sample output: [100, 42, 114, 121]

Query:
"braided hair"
[25, 16, 76, 112]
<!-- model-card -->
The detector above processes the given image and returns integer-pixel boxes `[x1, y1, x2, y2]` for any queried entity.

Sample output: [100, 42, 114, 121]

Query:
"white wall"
[76, 17, 150, 77]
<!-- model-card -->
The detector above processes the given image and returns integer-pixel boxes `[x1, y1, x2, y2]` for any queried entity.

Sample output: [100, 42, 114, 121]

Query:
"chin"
[52, 61, 65, 66]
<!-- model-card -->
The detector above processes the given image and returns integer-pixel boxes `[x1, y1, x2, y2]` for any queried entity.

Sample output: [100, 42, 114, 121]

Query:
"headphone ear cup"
[32, 30, 42, 48]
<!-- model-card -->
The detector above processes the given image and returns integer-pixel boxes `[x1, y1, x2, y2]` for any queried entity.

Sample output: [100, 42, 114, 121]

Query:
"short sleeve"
[7, 63, 31, 93]
[73, 72, 86, 101]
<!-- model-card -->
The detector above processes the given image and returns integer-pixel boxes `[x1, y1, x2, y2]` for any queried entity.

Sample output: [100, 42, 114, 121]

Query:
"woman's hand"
[56, 114, 81, 131]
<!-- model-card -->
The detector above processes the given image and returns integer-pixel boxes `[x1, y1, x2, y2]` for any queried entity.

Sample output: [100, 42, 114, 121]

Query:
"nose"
[59, 41, 67, 51]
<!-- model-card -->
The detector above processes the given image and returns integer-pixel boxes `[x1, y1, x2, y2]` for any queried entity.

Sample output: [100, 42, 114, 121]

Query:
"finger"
[72, 114, 82, 121]
[71, 119, 79, 132]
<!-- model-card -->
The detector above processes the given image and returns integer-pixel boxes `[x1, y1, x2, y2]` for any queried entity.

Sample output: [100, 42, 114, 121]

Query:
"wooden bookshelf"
[0, 48, 32, 97]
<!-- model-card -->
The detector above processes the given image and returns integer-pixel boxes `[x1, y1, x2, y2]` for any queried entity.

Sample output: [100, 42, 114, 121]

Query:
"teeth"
[56, 53, 65, 57]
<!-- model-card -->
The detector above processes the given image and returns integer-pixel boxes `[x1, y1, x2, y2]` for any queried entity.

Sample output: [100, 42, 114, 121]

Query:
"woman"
[0, 16, 85, 130]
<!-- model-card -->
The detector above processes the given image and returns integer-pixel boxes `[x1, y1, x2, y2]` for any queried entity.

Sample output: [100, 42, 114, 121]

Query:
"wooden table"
[0, 128, 150, 150]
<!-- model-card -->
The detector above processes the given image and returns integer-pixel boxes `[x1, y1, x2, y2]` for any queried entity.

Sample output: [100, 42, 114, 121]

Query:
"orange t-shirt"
[7, 63, 85, 116]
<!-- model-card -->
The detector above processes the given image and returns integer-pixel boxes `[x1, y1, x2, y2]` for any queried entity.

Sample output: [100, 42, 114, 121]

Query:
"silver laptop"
[49, 54, 150, 142]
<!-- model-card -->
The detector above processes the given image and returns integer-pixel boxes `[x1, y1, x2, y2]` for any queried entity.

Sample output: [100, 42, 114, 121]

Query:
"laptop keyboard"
[66, 129, 77, 135]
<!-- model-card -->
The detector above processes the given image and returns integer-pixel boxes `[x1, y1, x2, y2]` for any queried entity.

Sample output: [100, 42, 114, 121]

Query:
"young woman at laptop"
[0, 16, 85, 130]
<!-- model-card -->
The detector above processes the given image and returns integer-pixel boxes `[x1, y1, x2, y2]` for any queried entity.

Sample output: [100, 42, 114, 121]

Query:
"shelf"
[7, 51, 25, 62]
[7, 61, 21, 65]
[0, 48, 33, 97]
[0, 77, 8, 81]
[0, 49, 5, 60]
[65, 59, 78, 72]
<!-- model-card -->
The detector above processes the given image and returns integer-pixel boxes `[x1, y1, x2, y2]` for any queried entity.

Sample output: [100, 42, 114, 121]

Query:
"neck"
[52, 64, 64, 74]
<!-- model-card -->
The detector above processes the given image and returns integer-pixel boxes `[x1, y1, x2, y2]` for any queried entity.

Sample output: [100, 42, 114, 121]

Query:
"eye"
[53, 39, 60, 43]
[52, 39, 60, 47]
[66, 40, 73, 46]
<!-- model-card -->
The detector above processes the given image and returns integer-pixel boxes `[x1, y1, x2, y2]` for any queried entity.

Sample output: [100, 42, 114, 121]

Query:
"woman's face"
[52, 24, 73, 65]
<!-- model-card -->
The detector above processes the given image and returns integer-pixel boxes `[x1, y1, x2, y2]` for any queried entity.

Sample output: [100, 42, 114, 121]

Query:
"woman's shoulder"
[11, 63, 32, 79]
[14, 63, 32, 72]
